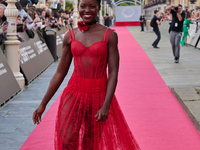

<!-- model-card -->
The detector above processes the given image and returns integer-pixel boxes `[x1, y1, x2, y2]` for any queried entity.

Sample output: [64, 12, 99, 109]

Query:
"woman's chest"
[71, 40, 108, 57]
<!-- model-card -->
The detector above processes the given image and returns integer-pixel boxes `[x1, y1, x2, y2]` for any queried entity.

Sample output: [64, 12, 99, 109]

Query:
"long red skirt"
[54, 76, 140, 150]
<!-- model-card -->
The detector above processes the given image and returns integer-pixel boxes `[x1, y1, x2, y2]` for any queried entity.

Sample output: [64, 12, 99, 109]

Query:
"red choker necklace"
[77, 20, 97, 32]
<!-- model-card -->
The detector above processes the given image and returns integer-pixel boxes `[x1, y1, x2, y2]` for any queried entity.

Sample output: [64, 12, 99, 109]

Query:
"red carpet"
[20, 27, 200, 150]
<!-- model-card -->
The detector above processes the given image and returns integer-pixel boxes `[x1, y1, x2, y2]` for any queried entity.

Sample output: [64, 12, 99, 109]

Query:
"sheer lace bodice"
[69, 28, 112, 79]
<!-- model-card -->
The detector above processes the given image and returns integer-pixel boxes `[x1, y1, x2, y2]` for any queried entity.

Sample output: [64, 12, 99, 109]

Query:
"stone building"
[144, 0, 200, 20]
[145, 0, 200, 9]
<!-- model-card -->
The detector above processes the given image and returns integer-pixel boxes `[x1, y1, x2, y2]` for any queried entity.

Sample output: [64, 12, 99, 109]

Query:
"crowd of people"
[0, 0, 74, 44]
[141, 5, 200, 63]
[0, 0, 114, 45]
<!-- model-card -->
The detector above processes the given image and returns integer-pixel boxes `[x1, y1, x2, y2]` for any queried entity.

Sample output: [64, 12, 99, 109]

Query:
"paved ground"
[0, 61, 74, 150]
[0, 26, 200, 150]
[127, 26, 200, 132]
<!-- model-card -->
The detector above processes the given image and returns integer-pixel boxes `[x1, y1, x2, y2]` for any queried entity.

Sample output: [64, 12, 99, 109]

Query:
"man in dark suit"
[139, 13, 145, 31]
[152, 10, 162, 48]
[104, 13, 110, 27]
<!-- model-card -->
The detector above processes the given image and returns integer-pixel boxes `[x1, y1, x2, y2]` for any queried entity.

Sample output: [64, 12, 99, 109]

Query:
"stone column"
[43, 0, 46, 7]
[99, 0, 103, 24]
[4, 0, 25, 90]
[63, 0, 65, 11]
[73, 0, 78, 28]
[104, 1, 107, 15]
[107, 4, 109, 15]
[182, 0, 185, 9]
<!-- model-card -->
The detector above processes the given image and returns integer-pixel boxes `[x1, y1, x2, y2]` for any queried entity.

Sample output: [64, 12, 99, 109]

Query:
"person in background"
[16, 15, 25, 42]
[69, 9, 74, 28]
[40, 9, 48, 26]
[139, 12, 145, 31]
[104, 13, 110, 27]
[195, 11, 200, 33]
[180, 12, 193, 46]
[168, 13, 172, 33]
[165, 4, 185, 63]
[57, 2, 61, 10]
[152, 10, 162, 49]
[0, 3, 7, 46]
[63, 12, 71, 29]
[160, 12, 165, 20]
[26, 8, 41, 30]
[15, 2, 33, 24]
[0, 3, 7, 35]
[49, 11, 61, 30]
[96, 14, 99, 23]
[59, 9, 65, 25]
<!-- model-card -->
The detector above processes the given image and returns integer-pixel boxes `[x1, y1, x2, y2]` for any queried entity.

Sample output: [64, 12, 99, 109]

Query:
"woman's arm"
[177, 12, 183, 22]
[95, 30, 119, 122]
[165, 4, 177, 13]
[33, 32, 73, 124]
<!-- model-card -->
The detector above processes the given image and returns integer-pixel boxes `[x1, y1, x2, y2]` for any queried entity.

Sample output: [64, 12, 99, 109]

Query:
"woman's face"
[42, 11, 46, 17]
[78, 0, 100, 23]
[16, 17, 21, 24]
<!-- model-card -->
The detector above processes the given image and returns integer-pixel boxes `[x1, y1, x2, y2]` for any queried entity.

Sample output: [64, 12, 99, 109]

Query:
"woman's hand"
[95, 105, 110, 122]
[32, 104, 46, 125]
[1, 22, 8, 32]
[33, 18, 40, 24]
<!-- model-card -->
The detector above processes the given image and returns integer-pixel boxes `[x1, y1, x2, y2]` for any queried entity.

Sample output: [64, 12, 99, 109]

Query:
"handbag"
[17, 24, 24, 32]
[0, 33, 6, 45]
[26, 29, 35, 38]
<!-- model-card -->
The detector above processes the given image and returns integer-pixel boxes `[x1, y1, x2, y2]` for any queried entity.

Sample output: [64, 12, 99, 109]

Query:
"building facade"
[145, 0, 200, 7]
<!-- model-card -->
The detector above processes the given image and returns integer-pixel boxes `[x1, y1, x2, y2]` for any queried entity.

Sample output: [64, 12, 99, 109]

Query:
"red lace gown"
[54, 28, 140, 150]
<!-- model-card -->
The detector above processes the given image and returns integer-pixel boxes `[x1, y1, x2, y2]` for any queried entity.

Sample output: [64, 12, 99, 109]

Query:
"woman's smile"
[83, 14, 92, 19]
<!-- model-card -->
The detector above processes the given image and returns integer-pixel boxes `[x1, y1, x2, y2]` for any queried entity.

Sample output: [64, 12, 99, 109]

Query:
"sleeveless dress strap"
[103, 28, 109, 41]
[71, 29, 75, 40]
[68, 29, 75, 41]
[68, 29, 72, 41]
[105, 29, 114, 42]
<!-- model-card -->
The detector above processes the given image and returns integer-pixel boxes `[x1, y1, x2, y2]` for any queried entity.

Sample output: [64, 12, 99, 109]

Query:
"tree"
[119, 2, 135, 6]
[65, 1, 74, 11]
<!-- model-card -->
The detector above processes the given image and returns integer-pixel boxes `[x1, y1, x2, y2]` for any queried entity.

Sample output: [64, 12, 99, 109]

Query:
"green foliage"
[102, 7, 105, 15]
[119, 2, 135, 6]
[119, 2, 129, 6]
[65, 1, 74, 11]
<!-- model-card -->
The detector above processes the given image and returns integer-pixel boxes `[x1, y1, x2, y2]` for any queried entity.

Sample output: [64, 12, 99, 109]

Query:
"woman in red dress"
[33, 0, 140, 149]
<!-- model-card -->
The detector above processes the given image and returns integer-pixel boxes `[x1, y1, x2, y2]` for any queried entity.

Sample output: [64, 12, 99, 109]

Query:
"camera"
[175, 7, 178, 11]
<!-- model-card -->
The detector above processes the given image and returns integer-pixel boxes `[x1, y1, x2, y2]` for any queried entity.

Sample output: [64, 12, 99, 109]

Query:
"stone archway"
[113, 0, 145, 6]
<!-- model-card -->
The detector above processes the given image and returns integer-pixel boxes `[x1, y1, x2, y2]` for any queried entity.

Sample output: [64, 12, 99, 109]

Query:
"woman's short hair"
[154, 10, 158, 14]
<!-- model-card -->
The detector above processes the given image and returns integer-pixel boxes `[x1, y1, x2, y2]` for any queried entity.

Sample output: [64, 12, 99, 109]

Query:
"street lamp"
[99, 0, 103, 24]
[73, 0, 78, 27]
